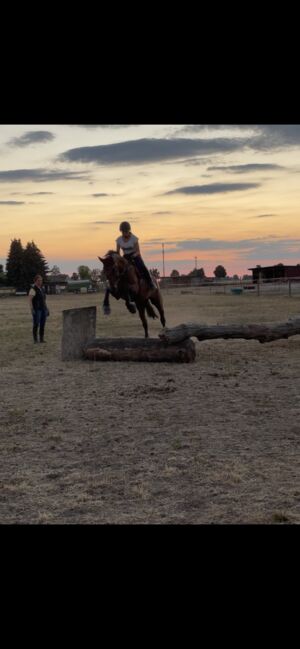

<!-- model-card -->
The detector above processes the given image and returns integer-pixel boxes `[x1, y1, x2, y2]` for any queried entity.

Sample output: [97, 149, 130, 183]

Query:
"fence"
[159, 277, 300, 297]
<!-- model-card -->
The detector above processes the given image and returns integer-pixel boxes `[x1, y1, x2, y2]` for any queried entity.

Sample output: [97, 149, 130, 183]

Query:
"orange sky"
[1, 124, 300, 277]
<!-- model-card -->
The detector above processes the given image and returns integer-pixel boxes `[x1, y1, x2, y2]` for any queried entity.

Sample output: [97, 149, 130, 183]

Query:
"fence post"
[289, 280, 292, 297]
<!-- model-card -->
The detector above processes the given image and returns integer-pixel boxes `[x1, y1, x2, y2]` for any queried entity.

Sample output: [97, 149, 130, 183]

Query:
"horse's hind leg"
[150, 291, 166, 327]
[137, 305, 148, 338]
[103, 288, 111, 315]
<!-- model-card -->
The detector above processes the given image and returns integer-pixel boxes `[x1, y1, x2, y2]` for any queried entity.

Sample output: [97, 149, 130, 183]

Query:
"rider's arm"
[116, 243, 121, 254]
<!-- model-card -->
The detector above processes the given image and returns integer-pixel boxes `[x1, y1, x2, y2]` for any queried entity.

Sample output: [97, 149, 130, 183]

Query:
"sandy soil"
[0, 289, 300, 524]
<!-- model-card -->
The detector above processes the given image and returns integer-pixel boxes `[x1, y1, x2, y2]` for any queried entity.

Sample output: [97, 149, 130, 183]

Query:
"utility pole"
[162, 242, 165, 277]
[194, 256, 198, 269]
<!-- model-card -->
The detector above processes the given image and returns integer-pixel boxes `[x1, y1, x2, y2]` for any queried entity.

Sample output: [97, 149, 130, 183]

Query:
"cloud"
[59, 137, 249, 166]
[165, 182, 260, 195]
[7, 131, 56, 147]
[92, 193, 111, 197]
[70, 125, 138, 129]
[207, 163, 283, 173]
[174, 125, 300, 151]
[0, 200, 25, 205]
[0, 168, 90, 182]
[90, 221, 117, 224]
[147, 236, 300, 262]
[250, 213, 276, 219]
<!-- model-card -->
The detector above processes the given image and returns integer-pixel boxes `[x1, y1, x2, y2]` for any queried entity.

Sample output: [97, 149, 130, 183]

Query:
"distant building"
[46, 274, 69, 294]
[248, 265, 300, 281]
[66, 279, 92, 293]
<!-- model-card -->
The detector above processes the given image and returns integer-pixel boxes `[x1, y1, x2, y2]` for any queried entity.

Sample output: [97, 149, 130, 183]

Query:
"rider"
[116, 221, 155, 289]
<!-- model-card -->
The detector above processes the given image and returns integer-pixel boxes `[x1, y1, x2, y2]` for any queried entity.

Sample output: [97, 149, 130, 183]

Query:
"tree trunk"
[159, 317, 300, 345]
[84, 337, 196, 362]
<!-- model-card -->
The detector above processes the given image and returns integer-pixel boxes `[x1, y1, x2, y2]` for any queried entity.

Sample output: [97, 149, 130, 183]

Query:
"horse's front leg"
[102, 288, 111, 315]
[125, 281, 139, 314]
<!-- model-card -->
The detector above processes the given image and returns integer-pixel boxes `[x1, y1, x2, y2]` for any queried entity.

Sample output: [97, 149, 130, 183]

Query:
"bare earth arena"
[1, 288, 300, 524]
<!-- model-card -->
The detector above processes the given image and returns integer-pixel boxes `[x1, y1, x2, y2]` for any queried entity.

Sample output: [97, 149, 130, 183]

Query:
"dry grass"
[0, 289, 300, 524]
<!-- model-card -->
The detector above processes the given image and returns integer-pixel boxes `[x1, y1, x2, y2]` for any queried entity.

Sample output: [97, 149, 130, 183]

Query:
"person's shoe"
[103, 305, 111, 315]
[33, 339, 38, 344]
[40, 339, 46, 343]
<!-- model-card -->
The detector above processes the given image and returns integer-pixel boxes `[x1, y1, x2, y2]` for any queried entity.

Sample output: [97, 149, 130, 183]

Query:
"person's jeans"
[32, 309, 47, 341]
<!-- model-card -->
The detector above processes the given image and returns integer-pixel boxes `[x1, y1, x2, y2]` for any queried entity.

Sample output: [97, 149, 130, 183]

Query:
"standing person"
[116, 221, 155, 288]
[28, 274, 49, 343]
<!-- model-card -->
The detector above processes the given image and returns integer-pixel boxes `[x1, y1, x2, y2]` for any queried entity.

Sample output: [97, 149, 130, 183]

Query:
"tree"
[232, 274, 239, 280]
[242, 274, 252, 280]
[71, 272, 79, 280]
[90, 268, 102, 289]
[49, 265, 61, 275]
[170, 269, 180, 277]
[214, 265, 227, 279]
[22, 241, 49, 289]
[150, 268, 160, 279]
[78, 265, 91, 280]
[0, 264, 7, 286]
[6, 239, 25, 289]
[189, 268, 206, 279]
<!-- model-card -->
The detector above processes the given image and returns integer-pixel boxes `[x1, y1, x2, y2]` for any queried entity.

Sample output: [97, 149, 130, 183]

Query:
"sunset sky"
[0, 124, 300, 277]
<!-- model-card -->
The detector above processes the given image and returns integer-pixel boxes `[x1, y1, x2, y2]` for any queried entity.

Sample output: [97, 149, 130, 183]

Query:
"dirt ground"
[1, 288, 300, 524]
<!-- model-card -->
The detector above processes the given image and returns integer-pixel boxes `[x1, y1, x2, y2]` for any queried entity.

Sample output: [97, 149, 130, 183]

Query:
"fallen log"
[159, 317, 300, 345]
[84, 337, 196, 362]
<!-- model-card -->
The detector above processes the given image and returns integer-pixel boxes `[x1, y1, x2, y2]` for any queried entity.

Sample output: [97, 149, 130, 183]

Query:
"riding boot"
[33, 324, 38, 343]
[39, 324, 45, 342]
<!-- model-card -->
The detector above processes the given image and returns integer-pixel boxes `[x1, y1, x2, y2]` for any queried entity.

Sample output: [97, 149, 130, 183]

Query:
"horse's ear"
[98, 256, 105, 263]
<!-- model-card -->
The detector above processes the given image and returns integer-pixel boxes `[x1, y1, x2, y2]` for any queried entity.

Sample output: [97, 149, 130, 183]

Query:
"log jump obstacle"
[61, 307, 196, 362]
[61, 308, 300, 363]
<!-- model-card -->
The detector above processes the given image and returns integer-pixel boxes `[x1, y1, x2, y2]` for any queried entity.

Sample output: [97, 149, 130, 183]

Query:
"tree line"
[1, 239, 49, 290]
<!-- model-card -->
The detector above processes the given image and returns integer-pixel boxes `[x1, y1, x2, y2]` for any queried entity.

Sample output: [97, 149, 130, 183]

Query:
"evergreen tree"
[6, 239, 25, 289]
[22, 241, 49, 289]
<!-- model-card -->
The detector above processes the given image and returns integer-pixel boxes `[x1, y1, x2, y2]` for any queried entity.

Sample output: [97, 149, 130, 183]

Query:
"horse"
[99, 251, 166, 338]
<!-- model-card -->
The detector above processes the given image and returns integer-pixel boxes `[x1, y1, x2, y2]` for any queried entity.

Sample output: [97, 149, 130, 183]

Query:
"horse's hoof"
[126, 302, 136, 314]
[103, 306, 111, 315]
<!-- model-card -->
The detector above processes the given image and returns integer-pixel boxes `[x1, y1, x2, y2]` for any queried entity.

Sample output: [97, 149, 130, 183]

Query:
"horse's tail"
[145, 300, 158, 319]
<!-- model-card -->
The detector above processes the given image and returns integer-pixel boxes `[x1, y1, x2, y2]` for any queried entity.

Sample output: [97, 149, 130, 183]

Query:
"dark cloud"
[165, 182, 260, 195]
[148, 237, 300, 261]
[152, 211, 172, 215]
[90, 220, 119, 225]
[59, 137, 248, 166]
[92, 193, 111, 197]
[0, 169, 90, 182]
[207, 164, 283, 173]
[0, 200, 25, 205]
[7, 131, 56, 147]
[251, 213, 275, 219]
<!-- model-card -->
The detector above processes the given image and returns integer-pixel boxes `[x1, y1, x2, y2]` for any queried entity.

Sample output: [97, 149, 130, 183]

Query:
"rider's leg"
[133, 255, 155, 288]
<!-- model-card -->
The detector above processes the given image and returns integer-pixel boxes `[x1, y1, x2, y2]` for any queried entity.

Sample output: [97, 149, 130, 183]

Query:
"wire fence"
[158, 277, 300, 296]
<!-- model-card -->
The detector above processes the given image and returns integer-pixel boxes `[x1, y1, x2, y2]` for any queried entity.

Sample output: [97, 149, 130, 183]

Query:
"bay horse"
[99, 251, 166, 338]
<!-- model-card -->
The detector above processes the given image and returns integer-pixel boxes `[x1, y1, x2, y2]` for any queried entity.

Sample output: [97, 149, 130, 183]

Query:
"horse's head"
[99, 252, 128, 291]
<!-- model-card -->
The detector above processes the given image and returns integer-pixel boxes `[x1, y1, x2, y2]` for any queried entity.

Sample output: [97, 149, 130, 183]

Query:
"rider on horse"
[102, 222, 155, 316]
[116, 221, 156, 290]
